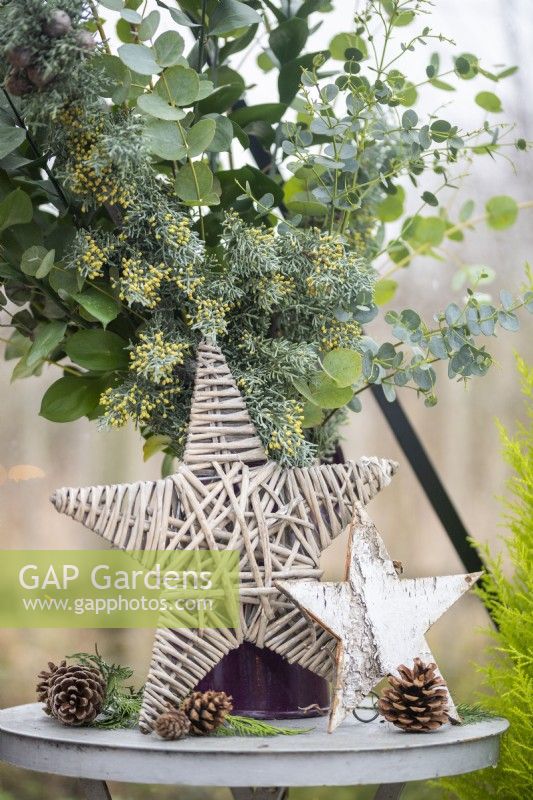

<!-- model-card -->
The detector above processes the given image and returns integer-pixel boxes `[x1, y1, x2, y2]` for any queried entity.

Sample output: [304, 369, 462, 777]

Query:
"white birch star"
[277, 503, 482, 732]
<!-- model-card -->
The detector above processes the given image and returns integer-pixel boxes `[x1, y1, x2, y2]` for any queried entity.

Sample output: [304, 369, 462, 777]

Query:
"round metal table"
[0, 704, 507, 800]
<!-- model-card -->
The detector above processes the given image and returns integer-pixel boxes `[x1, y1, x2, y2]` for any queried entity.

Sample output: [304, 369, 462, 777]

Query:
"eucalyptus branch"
[87, 0, 111, 55]
[380, 200, 533, 276]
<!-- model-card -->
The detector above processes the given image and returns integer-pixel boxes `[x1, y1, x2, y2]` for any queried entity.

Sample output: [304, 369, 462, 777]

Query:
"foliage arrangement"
[0, 0, 531, 467]
[441, 357, 533, 800]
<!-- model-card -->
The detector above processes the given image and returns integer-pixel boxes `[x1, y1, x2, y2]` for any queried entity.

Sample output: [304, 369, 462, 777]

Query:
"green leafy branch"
[216, 716, 312, 737]
[68, 649, 144, 730]
[296, 274, 533, 423]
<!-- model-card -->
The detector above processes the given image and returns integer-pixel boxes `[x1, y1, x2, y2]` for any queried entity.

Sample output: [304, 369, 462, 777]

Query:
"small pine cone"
[378, 658, 449, 733]
[36, 660, 68, 714]
[154, 706, 191, 740]
[26, 65, 55, 89]
[4, 70, 34, 97]
[6, 46, 34, 69]
[47, 664, 106, 727]
[75, 30, 97, 51]
[181, 691, 233, 736]
[43, 10, 72, 38]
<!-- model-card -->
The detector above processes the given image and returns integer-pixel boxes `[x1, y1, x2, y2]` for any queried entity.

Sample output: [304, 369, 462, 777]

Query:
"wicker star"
[51, 340, 397, 732]
[277, 503, 482, 732]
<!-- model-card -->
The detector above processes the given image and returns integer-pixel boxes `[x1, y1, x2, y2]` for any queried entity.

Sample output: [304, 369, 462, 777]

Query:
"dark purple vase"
[196, 642, 330, 718]
[196, 447, 347, 718]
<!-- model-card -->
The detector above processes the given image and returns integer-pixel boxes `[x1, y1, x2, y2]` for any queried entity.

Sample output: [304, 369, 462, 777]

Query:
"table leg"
[373, 783, 406, 800]
[231, 788, 288, 800]
[78, 779, 112, 800]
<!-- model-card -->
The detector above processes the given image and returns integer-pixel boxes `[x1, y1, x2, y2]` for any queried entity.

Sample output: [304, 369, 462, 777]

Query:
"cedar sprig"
[215, 715, 312, 737]
[67, 649, 144, 729]
[455, 703, 497, 725]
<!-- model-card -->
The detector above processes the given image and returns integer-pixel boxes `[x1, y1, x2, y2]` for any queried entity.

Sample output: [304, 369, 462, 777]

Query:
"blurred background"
[0, 0, 532, 797]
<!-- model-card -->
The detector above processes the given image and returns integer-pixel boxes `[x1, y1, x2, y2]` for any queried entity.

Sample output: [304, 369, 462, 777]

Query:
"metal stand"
[373, 784, 406, 800]
[79, 780, 112, 800]
[79, 781, 403, 799]
[231, 789, 288, 800]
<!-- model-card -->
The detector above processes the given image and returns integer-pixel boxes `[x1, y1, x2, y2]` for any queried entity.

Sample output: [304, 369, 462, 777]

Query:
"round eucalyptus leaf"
[153, 30, 185, 66]
[322, 348, 363, 388]
[485, 195, 518, 230]
[137, 93, 185, 120]
[156, 65, 200, 106]
[186, 118, 216, 157]
[143, 119, 187, 160]
[118, 43, 161, 76]
[475, 91, 503, 113]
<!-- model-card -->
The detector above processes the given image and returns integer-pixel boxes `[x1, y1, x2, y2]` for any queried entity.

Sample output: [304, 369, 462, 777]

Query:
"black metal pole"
[371, 386, 484, 574]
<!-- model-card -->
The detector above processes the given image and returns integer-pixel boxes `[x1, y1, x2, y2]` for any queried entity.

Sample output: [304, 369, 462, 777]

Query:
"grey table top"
[0, 704, 508, 787]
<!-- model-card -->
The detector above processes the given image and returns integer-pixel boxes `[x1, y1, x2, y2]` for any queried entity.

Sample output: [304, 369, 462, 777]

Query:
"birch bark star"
[277, 503, 482, 732]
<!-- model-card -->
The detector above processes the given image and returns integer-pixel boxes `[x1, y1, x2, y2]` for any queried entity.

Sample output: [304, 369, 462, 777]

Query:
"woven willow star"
[278, 504, 481, 732]
[51, 340, 397, 732]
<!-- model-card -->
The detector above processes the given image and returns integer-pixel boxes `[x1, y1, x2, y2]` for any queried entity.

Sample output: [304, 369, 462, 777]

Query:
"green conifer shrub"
[441, 357, 533, 799]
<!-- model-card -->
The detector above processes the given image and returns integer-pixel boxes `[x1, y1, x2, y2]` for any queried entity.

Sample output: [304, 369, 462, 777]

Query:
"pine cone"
[181, 691, 233, 736]
[26, 65, 55, 89]
[36, 660, 68, 712]
[75, 30, 96, 51]
[47, 664, 106, 726]
[4, 70, 34, 96]
[154, 706, 191, 740]
[6, 46, 34, 69]
[378, 658, 449, 732]
[43, 10, 72, 38]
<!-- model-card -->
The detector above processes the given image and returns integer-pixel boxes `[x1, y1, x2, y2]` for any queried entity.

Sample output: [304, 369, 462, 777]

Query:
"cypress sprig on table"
[216, 716, 312, 737]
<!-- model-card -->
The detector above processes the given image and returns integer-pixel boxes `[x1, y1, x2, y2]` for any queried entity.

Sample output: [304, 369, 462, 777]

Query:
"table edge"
[0, 704, 509, 787]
